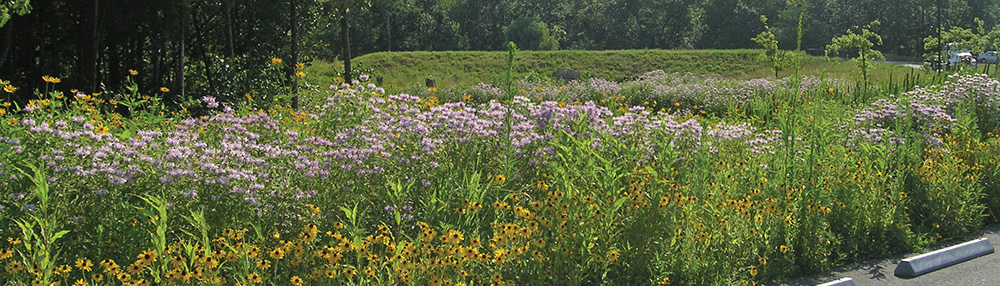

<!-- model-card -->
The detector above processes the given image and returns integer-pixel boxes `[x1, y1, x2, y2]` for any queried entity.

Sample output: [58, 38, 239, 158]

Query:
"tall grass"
[0, 67, 999, 285]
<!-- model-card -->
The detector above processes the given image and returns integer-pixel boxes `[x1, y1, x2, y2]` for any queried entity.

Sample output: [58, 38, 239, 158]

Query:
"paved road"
[781, 224, 1000, 286]
[882, 61, 925, 70]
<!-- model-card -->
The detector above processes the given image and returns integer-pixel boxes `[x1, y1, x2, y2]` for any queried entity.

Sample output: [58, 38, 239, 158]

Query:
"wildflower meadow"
[2, 58, 1000, 286]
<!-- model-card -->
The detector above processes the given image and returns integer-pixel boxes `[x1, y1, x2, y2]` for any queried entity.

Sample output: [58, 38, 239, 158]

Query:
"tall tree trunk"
[385, 8, 391, 52]
[133, 36, 143, 86]
[224, 0, 236, 59]
[154, 46, 163, 93]
[291, 0, 300, 109]
[179, 13, 186, 98]
[193, 6, 212, 94]
[937, 0, 942, 74]
[0, 20, 13, 70]
[341, 11, 351, 83]
[91, 0, 100, 92]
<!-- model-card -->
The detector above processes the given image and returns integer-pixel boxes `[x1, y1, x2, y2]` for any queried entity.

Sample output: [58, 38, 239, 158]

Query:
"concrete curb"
[815, 277, 854, 286]
[894, 237, 994, 278]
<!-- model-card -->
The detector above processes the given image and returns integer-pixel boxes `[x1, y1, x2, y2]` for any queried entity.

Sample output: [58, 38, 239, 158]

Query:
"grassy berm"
[304, 49, 943, 89]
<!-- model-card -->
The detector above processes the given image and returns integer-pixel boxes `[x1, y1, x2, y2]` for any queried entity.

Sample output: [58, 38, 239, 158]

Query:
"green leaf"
[51, 230, 70, 242]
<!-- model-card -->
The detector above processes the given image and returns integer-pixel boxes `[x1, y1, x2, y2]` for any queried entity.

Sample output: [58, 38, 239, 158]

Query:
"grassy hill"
[305, 49, 942, 90]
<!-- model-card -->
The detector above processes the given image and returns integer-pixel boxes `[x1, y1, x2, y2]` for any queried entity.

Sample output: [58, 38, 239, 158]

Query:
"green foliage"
[752, 15, 787, 79]
[504, 16, 559, 51]
[924, 18, 991, 60]
[357, 50, 777, 88]
[10, 163, 69, 286]
[0, 0, 30, 28]
[826, 20, 885, 85]
[3, 65, 1000, 285]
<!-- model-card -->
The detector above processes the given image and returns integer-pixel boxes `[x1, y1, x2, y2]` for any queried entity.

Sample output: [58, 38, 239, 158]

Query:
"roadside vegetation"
[2, 43, 1000, 285]
[3, 0, 1000, 285]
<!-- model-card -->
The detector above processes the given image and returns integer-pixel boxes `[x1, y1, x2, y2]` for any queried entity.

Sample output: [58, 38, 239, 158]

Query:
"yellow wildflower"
[75, 258, 93, 272]
[95, 124, 109, 134]
[42, 75, 61, 84]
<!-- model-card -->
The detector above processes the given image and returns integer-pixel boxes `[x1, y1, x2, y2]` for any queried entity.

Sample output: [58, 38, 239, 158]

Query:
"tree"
[826, 20, 884, 85]
[752, 15, 786, 79]
[924, 18, 989, 54]
[291, 0, 300, 109]
[0, 0, 30, 28]
[325, 0, 372, 83]
[504, 16, 558, 50]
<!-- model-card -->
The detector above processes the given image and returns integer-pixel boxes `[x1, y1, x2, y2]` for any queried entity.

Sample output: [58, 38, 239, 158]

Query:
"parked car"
[946, 52, 977, 69]
[979, 51, 998, 64]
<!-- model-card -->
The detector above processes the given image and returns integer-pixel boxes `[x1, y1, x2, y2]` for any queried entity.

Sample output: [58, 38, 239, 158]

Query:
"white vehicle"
[979, 51, 998, 64]
[947, 52, 977, 69]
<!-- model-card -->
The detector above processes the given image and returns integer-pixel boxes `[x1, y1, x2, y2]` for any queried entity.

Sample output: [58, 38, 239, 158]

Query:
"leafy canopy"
[0, 0, 31, 28]
[752, 15, 786, 79]
[826, 20, 883, 84]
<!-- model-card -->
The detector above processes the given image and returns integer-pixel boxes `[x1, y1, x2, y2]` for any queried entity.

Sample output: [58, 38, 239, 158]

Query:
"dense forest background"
[0, 0, 998, 103]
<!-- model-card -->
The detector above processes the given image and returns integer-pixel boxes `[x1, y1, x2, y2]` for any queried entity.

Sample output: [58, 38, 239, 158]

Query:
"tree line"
[0, 0, 997, 106]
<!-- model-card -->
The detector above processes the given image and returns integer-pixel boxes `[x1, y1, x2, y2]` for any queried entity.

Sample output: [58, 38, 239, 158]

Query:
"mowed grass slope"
[329, 49, 939, 89]
[354, 49, 767, 88]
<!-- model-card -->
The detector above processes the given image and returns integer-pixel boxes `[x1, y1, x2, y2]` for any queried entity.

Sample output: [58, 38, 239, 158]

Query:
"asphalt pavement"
[781, 224, 1000, 286]
[882, 61, 925, 70]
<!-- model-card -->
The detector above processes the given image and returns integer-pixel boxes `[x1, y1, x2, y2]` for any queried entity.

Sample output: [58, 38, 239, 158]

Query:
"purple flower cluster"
[1, 74, 829, 218]
[847, 74, 1000, 146]
[617, 72, 851, 115]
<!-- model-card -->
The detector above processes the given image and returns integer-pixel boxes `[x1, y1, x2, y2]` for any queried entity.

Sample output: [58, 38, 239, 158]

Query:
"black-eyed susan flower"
[271, 58, 283, 65]
[116, 272, 131, 282]
[127, 263, 143, 275]
[429, 276, 443, 286]
[73, 279, 87, 286]
[296, 71, 306, 78]
[256, 259, 271, 270]
[168, 256, 185, 268]
[495, 174, 506, 184]
[492, 273, 503, 283]
[536, 181, 549, 191]
[247, 272, 262, 284]
[42, 75, 61, 84]
[129, 69, 138, 76]
[269, 248, 285, 260]
[0, 249, 12, 260]
[137, 250, 156, 265]
[780, 245, 789, 254]
[159, 87, 170, 93]
[343, 267, 356, 278]
[94, 123, 111, 134]
[5, 261, 22, 273]
[289, 276, 305, 286]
